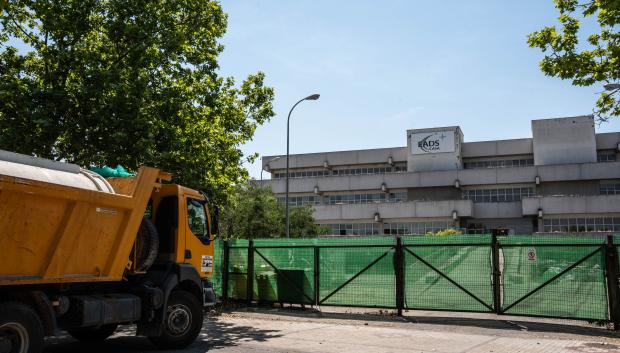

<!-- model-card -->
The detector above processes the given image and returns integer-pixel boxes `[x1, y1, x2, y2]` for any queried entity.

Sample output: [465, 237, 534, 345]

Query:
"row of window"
[463, 158, 534, 170]
[276, 196, 321, 206]
[273, 151, 617, 179]
[320, 223, 380, 236]
[277, 192, 408, 206]
[383, 221, 453, 235]
[273, 152, 616, 179]
[327, 192, 407, 204]
[462, 187, 535, 203]
[319, 221, 454, 236]
[279, 183, 620, 206]
[332, 165, 407, 176]
[272, 165, 407, 179]
[600, 184, 620, 195]
[320, 218, 620, 235]
[597, 152, 617, 162]
[273, 170, 331, 179]
[542, 217, 620, 233]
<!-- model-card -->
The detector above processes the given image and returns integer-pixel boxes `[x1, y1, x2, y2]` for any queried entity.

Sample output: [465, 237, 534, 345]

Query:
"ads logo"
[417, 132, 447, 152]
[417, 135, 440, 152]
[411, 130, 455, 154]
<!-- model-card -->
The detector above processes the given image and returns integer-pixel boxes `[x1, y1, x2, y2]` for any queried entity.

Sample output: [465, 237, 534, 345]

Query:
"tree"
[528, 0, 619, 121]
[219, 183, 325, 239]
[0, 1, 274, 204]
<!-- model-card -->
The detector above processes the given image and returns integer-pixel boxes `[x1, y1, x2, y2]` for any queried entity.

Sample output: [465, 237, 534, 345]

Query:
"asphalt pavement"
[44, 307, 620, 353]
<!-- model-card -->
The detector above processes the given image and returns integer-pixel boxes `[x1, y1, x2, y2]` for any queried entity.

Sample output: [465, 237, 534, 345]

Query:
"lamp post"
[261, 156, 283, 180]
[286, 93, 320, 238]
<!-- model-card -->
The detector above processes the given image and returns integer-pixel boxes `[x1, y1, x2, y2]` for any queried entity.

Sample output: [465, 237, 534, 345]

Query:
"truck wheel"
[148, 290, 203, 349]
[67, 324, 118, 343]
[133, 218, 159, 272]
[0, 302, 44, 353]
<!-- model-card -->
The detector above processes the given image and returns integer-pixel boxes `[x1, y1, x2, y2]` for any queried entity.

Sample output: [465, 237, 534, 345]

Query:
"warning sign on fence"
[527, 247, 537, 262]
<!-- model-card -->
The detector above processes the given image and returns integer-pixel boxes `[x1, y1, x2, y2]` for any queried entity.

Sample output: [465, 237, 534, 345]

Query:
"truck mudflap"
[202, 279, 216, 307]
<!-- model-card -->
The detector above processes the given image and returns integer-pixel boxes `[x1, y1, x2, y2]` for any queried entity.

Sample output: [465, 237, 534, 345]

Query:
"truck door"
[184, 197, 215, 278]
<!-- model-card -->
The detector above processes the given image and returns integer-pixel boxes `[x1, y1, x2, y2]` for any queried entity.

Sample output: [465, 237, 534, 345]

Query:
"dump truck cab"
[148, 184, 217, 304]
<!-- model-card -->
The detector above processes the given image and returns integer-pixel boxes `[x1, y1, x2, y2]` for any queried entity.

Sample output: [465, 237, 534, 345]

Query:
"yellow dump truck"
[0, 150, 217, 353]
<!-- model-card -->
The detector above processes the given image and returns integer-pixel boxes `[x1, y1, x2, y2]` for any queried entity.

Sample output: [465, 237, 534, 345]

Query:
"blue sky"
[6, 2, 619, 178]
[218, 1, 620, 179]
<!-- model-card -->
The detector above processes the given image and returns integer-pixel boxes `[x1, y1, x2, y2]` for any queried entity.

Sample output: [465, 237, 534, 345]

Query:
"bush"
[425, 228, 461, 237]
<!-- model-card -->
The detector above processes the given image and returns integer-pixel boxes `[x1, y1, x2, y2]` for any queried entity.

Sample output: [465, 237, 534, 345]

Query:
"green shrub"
[425, 228, 461, 237]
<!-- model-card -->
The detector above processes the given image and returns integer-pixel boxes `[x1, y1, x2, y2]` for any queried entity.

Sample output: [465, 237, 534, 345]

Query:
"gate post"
[395, 236, 404, 316]
[222, 240, 230, 302]
[605, 235, 620, 330]
[247, 239, 254, 305]
[314, 246, 320, 306]
[491, 234, 502, 314]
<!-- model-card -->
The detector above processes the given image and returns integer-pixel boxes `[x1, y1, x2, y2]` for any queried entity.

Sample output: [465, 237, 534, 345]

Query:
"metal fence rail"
[212, 234, 620, 326]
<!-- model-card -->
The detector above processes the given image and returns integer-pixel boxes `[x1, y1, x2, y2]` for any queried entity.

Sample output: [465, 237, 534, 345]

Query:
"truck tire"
[0, 302, 44, 353]
[134, 218, 159, 272]
[148, 290, 203, 349]
[67, 324, 118, 343]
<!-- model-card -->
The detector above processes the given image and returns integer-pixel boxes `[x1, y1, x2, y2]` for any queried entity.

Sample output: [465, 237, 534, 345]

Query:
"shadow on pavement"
[201, 315, 282, 350]
[44, 315, 283, 353]
[230, 306, 620, 339]
[406, 315, 620, 338]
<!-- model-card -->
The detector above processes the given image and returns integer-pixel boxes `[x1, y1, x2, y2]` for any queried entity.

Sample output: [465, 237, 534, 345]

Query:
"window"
[388, 192, 408, 202]
[187, 198, 209, 243]
[276, 196, 321, 206]
[462, 187, 535, 203]
[319, 223, 379, 236]
[543, 217, 620, 233]
[600, 183, 620, 195]
[332, 163, 407, 176]
[463, 158, 534, 170]
[273, 170, 330, 179]
[597, 152, 617, 163]
[326, 192, 407, 205]
[383, 221, 453, 235]
[273, 163, 408, 179]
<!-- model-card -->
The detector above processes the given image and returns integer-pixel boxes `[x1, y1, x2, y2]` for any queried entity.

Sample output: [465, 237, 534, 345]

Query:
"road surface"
[44, 307, 620, 353]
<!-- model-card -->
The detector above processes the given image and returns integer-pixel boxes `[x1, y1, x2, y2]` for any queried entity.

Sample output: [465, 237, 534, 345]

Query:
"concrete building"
[259, 116, 620, 235]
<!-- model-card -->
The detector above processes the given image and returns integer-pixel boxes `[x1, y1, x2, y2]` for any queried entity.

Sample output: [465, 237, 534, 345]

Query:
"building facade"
[259, 116, 620, 235]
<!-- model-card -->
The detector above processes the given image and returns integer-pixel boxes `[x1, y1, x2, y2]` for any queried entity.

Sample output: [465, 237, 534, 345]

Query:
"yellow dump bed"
[0, 166, 165, 286]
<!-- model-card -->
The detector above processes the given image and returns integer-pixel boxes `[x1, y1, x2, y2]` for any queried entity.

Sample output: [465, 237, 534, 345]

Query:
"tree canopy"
[0, 0, 274, 203]
[528, 0, 619, 121]
[219, 183, 326, 239]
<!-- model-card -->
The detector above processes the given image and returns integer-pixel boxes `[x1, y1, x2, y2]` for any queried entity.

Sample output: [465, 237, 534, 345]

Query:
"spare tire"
[133, 218, 159, 271]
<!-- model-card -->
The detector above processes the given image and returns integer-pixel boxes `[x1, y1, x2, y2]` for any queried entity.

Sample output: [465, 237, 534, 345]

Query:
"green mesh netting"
[403, 235, 493, 312]
[318, 237, 395, 307]
[213, 240, 224, 297]
[499, 236, 608, 320]
[227, 240, 249, 300]
[214, 235, 613, 321]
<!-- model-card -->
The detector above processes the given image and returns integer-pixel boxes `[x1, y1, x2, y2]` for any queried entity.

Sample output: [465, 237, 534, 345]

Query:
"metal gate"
[498, 237, 610, 321]
[403, 236, 494, 313]
[216, 235, 620, 325]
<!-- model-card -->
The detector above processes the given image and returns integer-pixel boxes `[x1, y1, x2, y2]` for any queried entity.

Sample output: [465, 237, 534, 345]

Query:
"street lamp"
[286, 93, 320, 238]
[261, 156, 283, 180]
[604, 83, 620, 91]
